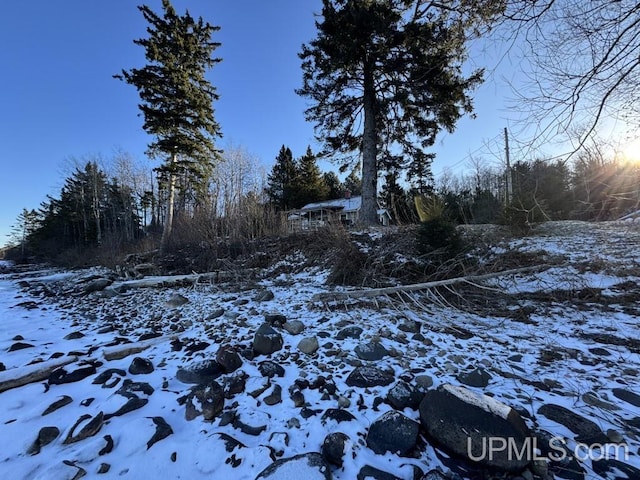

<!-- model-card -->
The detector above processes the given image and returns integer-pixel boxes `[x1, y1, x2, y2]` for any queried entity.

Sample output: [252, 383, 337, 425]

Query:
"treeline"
[434, 150, 640, 226]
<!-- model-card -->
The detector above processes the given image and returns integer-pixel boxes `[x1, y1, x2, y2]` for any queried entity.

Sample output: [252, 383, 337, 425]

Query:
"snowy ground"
[0, 220, 639, 479]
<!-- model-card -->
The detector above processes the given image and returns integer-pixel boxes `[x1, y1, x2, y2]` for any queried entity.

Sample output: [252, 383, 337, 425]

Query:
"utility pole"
[504, 127, 512, 205]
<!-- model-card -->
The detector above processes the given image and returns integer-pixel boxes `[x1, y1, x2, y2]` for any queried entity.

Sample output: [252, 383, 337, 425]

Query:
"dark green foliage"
[380, 167, 415, 224]
[115, 0, 222, 180]
[294, 147, 329, 207]
[265, 146, 298, 210]
[323, 171, 345, 199]
[343, 170, 362, 197]
[416, 217, 462, 256]
[298, 0, 504, 225]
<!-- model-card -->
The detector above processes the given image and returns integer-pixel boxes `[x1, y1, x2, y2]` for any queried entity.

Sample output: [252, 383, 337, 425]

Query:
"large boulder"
[419, 384, 531, 472]
[253, 323, 284, 355]
[345, 366, 395, 388]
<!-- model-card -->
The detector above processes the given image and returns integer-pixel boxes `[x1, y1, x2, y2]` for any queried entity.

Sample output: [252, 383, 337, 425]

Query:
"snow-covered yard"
[0, 220, 639, 479]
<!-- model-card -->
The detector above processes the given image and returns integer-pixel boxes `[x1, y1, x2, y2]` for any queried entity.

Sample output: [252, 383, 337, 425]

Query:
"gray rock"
[366, 411, 419, 456]
[419, 384, 531, 472]
[92, 368, 127, 386]
[64, 412, 104, 444]
[264, 384, 282, 406]
[128, 357, 154, 375]
[258, 361, 285, 378]
[232, 411, 268, 436]
[355, 341, 389, 361]
[264, 313, 287, 327]
[42, 395, 73, 416]
[456, 367, 492, 388]
[582, 392, 620, 411]
[322, 432, 349, 467]
[216, 345, 243, 373]
[387, 380, 423, 410]
[357, 465, 402, 480]
[28, 426, 60, 455]
[256, 452, 331, 480]
[176, 361, 223, 384]
[64, 331, 85, 340]
[321, 408, 356, 425]
[537, 404, 609, 444]
[185, 381, 224, 421]
[283, 320, 305, 335]
[165, 293, 189, 308]
[298, 336, 320, 355]
[345, 365, 395, 388]
[83, 278, 112, 294]
[116, 379, 154, 399]
[398, 319, 421, 333]
[104, 398, 148, 420]
[49, 365, 97, 384]
[335, 326, 363, 340]
[208, 308, 225, 320]
[414, 374, 434, 390]
[254, 290, 275, 302]
[253, 323, 284, 355]
[612, 388, 640, 407]
[147, 417, 173, 449]
[8, 341, 34, 351]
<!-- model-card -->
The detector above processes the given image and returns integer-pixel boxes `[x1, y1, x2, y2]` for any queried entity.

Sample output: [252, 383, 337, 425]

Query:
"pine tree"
[343, 170, 362, 196]
[298, 0, 503, 226]
[9, 208, 38, 257]
[266, 146, 298, 211]
[322, 171, 344, 199]
[295, 146, 329, 207]
[115, 0, 222, 248]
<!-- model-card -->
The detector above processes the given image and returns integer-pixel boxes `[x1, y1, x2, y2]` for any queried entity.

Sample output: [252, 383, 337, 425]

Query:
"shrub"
[416, 216, 463, 256]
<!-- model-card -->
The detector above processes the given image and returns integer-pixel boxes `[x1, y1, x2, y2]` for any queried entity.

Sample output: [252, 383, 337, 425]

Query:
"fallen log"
[0, 356, 77, 394]
[312, 265, 548, 302]
[102, 334, 178, 361]
[110, 270, 256, 291]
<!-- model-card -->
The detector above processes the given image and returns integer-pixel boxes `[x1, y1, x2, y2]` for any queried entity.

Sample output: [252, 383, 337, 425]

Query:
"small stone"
[254, 290, 275, 302]
[283, 320, 305, 335]
[64, 412, 104, 444]
[258, 360, 285, 378]
[216, 345, 243, 373]
[346, 365, 395, 388]
[253, 323, 284, 355]
[256, 453, 331, 480]
[49, 365, 97, 384]
[336, 326, 363, 340]
[165, 293, 189, 308]
[387, 380, 423, 410]
[321, 408, 356, 424]
[128, 357, 154, 375]
[355, 341, 389, 361]
[264, 384, 283, 406]
[298, 336, 320, 355]
[264, 313, 287, 326]
[612, 388, 640, 408]
[104, 398, 148, 420]
[456, 367, 492, 388]
[322, 432, 349, 467]
[97, 463, 110, 474]
[64, 331, 85, 340]
[185, 381, 224, 421]
[28, 426, 60, 455]
[147, 417, 173, 449]
[42, 395, 73, 416]
[176, 361, 223, 384]
[287, 417, 301, 429]
[337, 396, 351, 408]
[291, 390, 306, 407]
[414, 374, 434, 390]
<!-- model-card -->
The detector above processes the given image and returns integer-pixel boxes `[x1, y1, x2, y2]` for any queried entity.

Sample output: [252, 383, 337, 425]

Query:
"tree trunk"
[161, 153, 178, 251]
[360, 64, 378, 227]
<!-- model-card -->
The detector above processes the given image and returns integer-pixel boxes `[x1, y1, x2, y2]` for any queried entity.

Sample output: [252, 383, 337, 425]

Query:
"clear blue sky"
[0, 0, 518, 244]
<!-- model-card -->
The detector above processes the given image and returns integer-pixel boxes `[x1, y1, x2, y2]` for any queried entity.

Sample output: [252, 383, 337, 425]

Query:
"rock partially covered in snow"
[253, 323, 284, 355]
[419, 384, 531, 472]
[366, 410, 419, 456]
[255, 452, 332, 479]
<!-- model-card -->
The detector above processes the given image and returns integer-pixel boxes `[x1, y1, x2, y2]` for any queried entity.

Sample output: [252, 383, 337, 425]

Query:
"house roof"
[300, 196, 362, 213]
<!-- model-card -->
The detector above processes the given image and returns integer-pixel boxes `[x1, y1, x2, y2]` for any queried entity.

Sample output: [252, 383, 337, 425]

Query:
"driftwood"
[110, 270, 255, 291]
[312, 265, 548, 302]
[102, 335, 178, 361]
[0, 356, 77, 394]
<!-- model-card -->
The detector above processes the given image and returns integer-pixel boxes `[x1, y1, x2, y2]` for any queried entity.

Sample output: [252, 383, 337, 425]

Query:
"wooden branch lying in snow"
[102, 334, 178, 361]
[0, 356, 77, 393]
[311, 265, 548, 302]
[110, 270, 255, 291]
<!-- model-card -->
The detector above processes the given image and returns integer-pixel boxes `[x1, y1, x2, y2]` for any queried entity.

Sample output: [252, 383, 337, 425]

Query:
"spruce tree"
[299, 0, 503, 226]
[343, 170, 362, 196]
[266, 146, 298, 211]
[322, 172, 344, 200]
[295, 146, 329, 207]
[115, 0, 222, 247]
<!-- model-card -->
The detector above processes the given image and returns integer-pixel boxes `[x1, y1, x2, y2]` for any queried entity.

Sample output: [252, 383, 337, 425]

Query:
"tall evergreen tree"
[298, 0, 504, 226]
[322, 171, 344, 199]
[343, 170, 362, 196]
[115, 0, 222, 248]
[295, 146, 329, 207]
[266, 146, 298, 211]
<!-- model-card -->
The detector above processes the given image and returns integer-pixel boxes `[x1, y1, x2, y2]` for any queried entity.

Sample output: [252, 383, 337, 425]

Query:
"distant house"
[287, 195, 390, 232]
